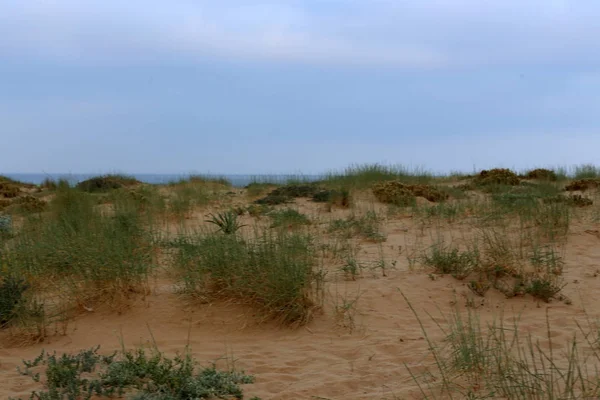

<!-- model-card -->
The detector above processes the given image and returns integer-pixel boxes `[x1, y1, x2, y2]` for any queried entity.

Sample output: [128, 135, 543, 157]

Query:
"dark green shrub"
[524, 168, 558, 181]
[0, 276, 30, 327]
[474, 168, 520, 186]
[76, 174, 140, 193]
[16, 346, 255, 400]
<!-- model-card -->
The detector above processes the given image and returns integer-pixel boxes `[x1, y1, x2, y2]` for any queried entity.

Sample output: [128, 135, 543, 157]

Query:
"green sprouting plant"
[340, 258, 362, 281]
[205, 211, 246, 234]
[14, 346, 256, 400]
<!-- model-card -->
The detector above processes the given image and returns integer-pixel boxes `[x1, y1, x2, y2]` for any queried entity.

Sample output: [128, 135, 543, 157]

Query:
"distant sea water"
[3, 173, 322, 188]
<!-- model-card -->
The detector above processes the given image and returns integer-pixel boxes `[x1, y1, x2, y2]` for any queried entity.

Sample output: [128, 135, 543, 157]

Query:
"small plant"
[468, 279, 491, 297]
[525, 275, 565, 302]
[340, 258, 362, 281]
[205, 211, 246, 234]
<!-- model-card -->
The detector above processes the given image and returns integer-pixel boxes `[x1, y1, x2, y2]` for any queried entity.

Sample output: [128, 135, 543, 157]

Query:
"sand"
[2, 195, 600, 399]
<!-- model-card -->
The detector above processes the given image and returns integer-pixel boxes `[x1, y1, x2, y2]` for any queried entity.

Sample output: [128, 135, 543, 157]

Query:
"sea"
[2, 173, 322, 188]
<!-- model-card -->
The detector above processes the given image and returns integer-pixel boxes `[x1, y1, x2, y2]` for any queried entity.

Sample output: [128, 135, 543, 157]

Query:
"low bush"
[76, 174, 140, 193]
[15, 346, 256, 400]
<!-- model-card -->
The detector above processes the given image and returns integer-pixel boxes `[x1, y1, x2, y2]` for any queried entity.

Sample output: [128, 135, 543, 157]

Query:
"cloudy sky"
[1, 0, 599, 174]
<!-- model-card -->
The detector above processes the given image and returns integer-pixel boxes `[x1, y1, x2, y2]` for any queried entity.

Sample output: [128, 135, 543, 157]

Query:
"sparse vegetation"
[4, 162, 600, 399]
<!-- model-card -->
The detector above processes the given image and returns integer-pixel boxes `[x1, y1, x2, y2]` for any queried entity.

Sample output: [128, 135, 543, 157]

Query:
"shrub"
[372, 181, 416, 206]
[524, 168, 558, 181]
[564, 178, 600, 192]
[312, 188, 351, 207]
[474, 168, 520, 186]
[269, 184, 321, 198]
[0, 181, 20, 198]
[16, 346, 255, 400]
[373, 181, 448, 205]
[76, 174, 140, 193]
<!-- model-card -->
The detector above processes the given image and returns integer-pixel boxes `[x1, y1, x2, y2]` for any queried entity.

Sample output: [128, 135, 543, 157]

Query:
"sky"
[1, 0, 600, 175]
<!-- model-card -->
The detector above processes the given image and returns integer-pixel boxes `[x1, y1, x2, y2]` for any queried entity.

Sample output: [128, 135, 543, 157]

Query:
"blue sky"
[1, 0, 600, 174]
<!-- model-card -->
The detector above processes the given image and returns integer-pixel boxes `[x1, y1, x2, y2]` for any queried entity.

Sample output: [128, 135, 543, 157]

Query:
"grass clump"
[174, 230, 321, 325]
[524, 168, 558, 181]
[205, 211, 246, 235]
[269, 208, 311, 229]
[41, 178, 71, 191]
[423, 242, 478, 280]
[76, 174, 140, 193]
[5, 188, 155, 315]
[573, 163, 600, 179]
[14, 346, 255, 400]
[321, 163, 433, 188]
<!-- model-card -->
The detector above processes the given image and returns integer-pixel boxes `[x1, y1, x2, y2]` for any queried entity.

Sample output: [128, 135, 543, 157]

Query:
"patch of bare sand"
[2, 196, 600, 399]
